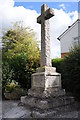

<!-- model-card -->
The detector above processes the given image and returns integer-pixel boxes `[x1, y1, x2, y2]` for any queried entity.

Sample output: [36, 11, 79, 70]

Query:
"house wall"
[60, 21, 79, 54]
[78, 21, 80, 44]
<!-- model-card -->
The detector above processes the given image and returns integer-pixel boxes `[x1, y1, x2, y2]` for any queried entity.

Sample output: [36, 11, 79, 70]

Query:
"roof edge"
[57, 19, 80, 41]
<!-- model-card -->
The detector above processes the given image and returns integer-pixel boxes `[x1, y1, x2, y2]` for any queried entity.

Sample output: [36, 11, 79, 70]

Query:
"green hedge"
[52, 58, 64, 73]
[52, 46, 80, 100]
[2, 52, 40, 90]
[62, 46, 80, 99]
[52, 58, 64, 88]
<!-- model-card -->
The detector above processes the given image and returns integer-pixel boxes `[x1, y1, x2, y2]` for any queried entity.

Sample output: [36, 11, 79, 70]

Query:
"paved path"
[1, 100, 80, 119]
[0, 101, 2, 120]
[2, 100, 31, 118]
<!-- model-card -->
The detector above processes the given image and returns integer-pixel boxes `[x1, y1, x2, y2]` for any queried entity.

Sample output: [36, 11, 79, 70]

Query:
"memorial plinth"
[28, 66, 64, 98]
[21, 4, 75, 118]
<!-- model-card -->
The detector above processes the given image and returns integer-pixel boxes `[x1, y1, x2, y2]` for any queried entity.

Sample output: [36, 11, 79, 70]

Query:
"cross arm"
[37, 15, 41, 24]
[37, 8, 54, 24]
[45, 8, 54, 20]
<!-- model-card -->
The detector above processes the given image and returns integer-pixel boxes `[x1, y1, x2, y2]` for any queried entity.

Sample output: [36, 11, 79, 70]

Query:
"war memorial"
[21, 4, 75, 118]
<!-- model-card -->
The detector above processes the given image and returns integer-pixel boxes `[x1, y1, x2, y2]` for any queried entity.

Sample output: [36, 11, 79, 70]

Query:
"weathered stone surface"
[32, 110, 56, 118]
[31, 70, 61, 91]
[37, 7, 54, 24]
[21, 95, 75, 110]
[31, 107, 78, 118]
[28, 87, 65, 98]
[45, 74, 61, 89]
[31, 72, 45, 88]
[37, 4, 54, 67]
[36, 66, 56, 73]
[30, 4, 61, 95]
[29, 4, 60, 95]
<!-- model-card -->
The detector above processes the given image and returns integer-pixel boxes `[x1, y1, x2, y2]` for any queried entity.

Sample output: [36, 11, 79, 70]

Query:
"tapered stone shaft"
[37, 4, 54, 67]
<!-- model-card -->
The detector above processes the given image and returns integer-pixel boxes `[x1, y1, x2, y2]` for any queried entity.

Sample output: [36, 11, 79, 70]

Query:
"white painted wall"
[60, 21, 80, 53]
[78, 21, 80, 44]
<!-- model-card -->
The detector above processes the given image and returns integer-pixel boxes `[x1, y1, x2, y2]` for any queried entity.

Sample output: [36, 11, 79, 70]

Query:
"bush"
[61, 45, 80, 99]
[5, 80, 20, 93]
[9, 52, 40, 89]
[52, 47, 80, 100]
[4, 80, 27, 100]
[2, 52, 40, 92]
[2, 62, 14, 98]
[52, 58, 64, 73]
[2, 22, 40, 95]
[8, 53, 31, 89]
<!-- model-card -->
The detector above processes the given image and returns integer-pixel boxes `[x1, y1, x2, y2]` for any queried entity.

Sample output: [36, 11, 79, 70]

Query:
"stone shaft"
[41, 17, 51, 66]
[37, 4, 54, 67]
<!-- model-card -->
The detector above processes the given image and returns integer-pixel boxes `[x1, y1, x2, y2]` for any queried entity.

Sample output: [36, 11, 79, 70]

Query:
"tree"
[2, 22, 40, 90]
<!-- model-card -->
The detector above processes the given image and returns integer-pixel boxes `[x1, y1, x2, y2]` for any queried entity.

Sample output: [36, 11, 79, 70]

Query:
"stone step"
[21, 95, 75, 110]
[19, 102, 77, 118]
[31, 101, 78, 118]
[28, 88, 65, 98]
[31, 109, 78, 118]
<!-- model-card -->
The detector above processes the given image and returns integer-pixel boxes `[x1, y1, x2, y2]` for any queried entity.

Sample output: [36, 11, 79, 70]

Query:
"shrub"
[5, 80, 20, 93]
[4, 80, 27, 100]
[52, 58, 64, 73]
[62, 45, 80, 99]
[2, 62, 14, 98]
[8, 53, 31, 89]
[2, 22, 40, 94]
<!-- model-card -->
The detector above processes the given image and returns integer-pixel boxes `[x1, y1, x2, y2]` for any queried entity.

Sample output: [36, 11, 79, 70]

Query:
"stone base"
[31, 102, 77, 118]
[21, 95, 74, 110]
[21, 94, 75, 118]
[36, 66, 56, 73]
[28, 87, 65, 98]
[31, 66, 61, 91]
[21, 66, 76, 118]
[30, 66, 64, 98]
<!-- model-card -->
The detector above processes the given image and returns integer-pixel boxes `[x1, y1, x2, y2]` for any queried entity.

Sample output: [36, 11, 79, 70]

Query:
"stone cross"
[37, 4, 54, 67]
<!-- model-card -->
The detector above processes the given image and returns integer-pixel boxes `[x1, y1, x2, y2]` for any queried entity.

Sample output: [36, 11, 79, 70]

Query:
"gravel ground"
[1, 100, 80, 119]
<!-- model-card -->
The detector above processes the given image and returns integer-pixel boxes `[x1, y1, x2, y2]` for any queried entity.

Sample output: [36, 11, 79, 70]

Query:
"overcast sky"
[0, 0, 79, 58]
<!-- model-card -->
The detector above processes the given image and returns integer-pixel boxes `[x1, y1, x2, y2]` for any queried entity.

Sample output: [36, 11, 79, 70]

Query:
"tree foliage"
[2, 22, 40, 62]
[2, 22, 40, 91]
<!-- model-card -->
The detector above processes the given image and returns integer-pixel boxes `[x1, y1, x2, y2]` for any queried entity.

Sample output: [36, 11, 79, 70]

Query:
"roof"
[57, 19, 80, 41]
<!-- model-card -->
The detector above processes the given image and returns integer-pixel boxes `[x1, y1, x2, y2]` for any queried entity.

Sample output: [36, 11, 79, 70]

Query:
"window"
[74, 37, 78, 45]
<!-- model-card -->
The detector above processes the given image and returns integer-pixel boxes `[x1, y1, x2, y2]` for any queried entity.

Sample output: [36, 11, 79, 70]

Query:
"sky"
[14, 2, 78, 13]
[0, 0, 79, 58]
